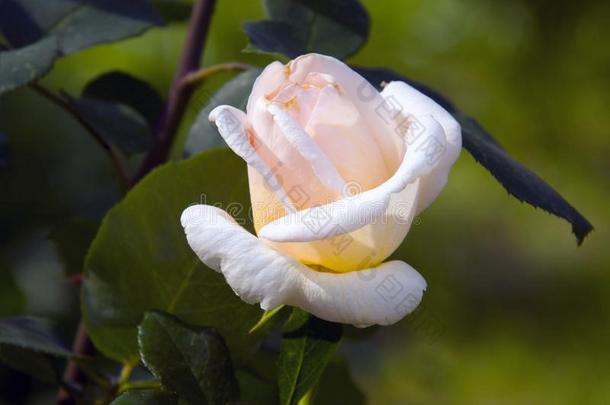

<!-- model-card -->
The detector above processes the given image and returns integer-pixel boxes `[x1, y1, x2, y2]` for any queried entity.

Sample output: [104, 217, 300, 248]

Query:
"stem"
[57, 324, 95, 404]
[118, 380, 162, 394]
[118, 361, 137, 387]
[181, 62, 254, 90]
[30, 83, 130, 193]
[132, 0, 218, 184]
[57, 1, 219, 402]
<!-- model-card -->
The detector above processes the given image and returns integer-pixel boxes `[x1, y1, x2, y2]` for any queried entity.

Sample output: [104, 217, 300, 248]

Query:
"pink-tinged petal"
[181, 205, 427, 326]
[287, 53, 405, 172]
[258, 116, 446, 242]
[306, 85, 390, 190]
[267, 102, 346, 194]
[246, 61, 285, 119]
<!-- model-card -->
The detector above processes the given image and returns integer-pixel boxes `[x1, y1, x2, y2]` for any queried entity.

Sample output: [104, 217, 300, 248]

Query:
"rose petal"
[288, 54, 405, 172]
[181, 205, 427, 326]
[380, 81, 462, 213]
[258, 115, 447, 242]
[267, 102, 346, 194]
[209, 105, 296, 213]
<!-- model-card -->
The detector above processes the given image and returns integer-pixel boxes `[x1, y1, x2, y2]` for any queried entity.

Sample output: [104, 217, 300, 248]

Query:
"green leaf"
[355, 66, 593, 245]
[456, 113, 593, 244]
[111, 389, 179, 405]
[185, 69, 262, 155]
[138, 312, 240, 405]
[0, 36, 58, 94]
[48, 1, 163, 56]
[0, 317, 71, 383]
[0, 0, 163, 94]
[65, 95, 153, 155]
[82, 148, 262, 363]
[278, 309, 342, 405]
[314, 359, 365, 405]
[0, 317, 72, 357]
[243, 0, 370, 60]
[49, 219, 99, 276]
[248, 305, 288, 335]
[83, 71, 164, 129]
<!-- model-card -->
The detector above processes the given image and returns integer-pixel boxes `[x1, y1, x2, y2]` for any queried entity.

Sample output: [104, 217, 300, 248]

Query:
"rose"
[181, 54, 461, 326]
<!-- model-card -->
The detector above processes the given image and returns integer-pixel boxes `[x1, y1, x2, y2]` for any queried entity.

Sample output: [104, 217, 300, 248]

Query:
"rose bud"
[182, 53, 461, 326]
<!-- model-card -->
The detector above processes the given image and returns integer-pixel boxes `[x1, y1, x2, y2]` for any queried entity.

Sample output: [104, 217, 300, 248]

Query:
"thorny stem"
[180, 62, 254, 90]
[30, 83, 130, 193]
[57, 0, 219, 403]
[132, 0, 218, 184]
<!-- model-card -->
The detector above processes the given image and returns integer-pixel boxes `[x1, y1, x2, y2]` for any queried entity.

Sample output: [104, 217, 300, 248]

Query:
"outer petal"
[258, 115, 446, 242]
[209, 105, 296, 213]
[380, 81, 462, 213]
[181, 205, 427, 326]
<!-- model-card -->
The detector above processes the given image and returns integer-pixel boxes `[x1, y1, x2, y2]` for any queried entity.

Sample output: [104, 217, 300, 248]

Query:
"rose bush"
[182, 53, 461, 326]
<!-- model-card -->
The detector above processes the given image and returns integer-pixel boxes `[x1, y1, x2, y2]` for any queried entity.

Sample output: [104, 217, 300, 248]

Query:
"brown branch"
[132, 0, 218, 184]
[30, 83, 130, 193]
[57, 1, 219, 403]
[57, 324, 94, 404]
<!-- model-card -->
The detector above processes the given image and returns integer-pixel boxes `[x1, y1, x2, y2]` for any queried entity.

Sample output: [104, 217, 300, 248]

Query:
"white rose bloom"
[181, 53, 461, 327]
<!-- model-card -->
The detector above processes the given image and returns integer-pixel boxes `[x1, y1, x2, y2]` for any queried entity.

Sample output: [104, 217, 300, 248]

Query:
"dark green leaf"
[314, 359, 365, 405]
[237, 349, 279, 405]
[0, 0, 45, 47]
[243, 0, 370, 60]
[0, 36, 58, 94]
[0, 317, 70, 381]
[455, 112, 593, 244]
[0, 88, 122, 242]
[83, 71, 164, 128]
[356, 66, 593, 244]
[0, 131, 9, 170]
[278, 309, 342, 405]
[65, 95, 153, 155]
[82, 149, 262, 363]
[138, 312, 239, 405]
[111, 389, 179, 405]
[0, 0, 163, 93]
[48, 0, 163, 55]
[185, 69, 261, 155]
[0, 317, 71, 357]
[0, 255, 25, 316]
[243, 21, 304, 59]
[0, 345, 60, 383]
[152, 0, 194, 22]
[49, 219, 99, 276]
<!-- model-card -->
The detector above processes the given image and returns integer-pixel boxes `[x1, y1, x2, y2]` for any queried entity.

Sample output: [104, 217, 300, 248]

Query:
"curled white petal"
[380, 81, 462, 213]
[267, 102, 346, 194]
[258, 115, 446, 242]
[181, 205, 427, 326]
[209, 105, 295, 213]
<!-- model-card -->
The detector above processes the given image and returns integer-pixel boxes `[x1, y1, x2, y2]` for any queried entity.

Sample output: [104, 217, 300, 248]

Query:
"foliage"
[0, 0, 597, 403]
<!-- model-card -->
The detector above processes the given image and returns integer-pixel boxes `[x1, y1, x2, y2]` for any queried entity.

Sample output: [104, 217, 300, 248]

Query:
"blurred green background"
[1, 0, 608, 403]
